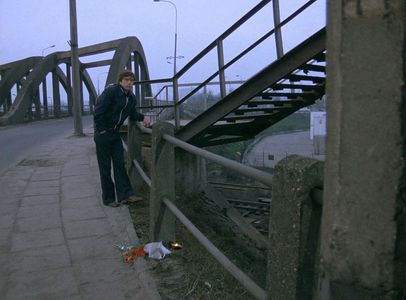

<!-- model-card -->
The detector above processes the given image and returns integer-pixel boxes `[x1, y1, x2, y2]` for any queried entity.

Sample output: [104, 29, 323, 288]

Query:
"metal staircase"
[176, 29, 326, 147]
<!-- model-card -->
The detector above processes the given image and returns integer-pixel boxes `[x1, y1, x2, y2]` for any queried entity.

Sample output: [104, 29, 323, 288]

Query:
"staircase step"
[222, 112, 281, 122]
[234, 106, 292, 115]
[247, 99, 305, 107]
[285, 74, 325, 83]
[176, 29, 327, 147]
[313, 52, 326, 62]
[298, 63, 326, 73]
[260, 91, 319, 99]
[270, 83, 324, 91]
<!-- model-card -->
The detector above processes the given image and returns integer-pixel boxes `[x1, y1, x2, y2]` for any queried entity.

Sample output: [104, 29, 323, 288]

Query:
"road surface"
[0, 116, 93, 175]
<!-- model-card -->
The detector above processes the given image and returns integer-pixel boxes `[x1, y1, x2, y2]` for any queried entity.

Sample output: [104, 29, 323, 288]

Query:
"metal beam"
[81, 59, 113, 69]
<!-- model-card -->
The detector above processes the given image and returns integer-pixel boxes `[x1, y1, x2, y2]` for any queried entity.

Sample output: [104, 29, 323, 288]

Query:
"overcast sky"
[0, 0, 325, 90]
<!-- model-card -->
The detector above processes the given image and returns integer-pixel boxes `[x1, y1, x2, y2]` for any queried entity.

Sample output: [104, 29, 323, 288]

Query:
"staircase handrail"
[135, 0, 321, 129]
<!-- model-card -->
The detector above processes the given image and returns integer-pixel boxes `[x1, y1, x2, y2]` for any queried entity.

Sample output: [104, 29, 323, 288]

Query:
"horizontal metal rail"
[132, 0, 321, 129]
[208, 181, 271, 190]
[176, 0, 318, 107]
[131, 124, 271, 298]
[134, 123, 272, 187]
[162, 133, 273, 187]
[175, 0, 271, 79]
[121, 139, 152, 188]
[129, 123, 324, 300]
[163, 197, 267, 300]
[133, 158, 152, 188]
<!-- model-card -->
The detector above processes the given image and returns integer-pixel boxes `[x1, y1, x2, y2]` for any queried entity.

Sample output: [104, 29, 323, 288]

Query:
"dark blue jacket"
[93, 84, 144, 132]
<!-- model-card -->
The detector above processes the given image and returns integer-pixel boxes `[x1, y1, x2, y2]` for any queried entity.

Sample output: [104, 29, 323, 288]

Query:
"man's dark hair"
[118, 70, 135, 82]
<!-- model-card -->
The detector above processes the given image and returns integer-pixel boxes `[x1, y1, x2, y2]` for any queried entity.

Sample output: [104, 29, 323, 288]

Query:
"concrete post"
[150, 121, 176, 242]
[319, 1, 406, 298]
[175, 150, 207, 196]
[267, 155, 323, 300]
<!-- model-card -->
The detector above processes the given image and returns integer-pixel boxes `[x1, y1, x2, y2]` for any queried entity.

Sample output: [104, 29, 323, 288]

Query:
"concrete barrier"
[267, 155, 323, 300]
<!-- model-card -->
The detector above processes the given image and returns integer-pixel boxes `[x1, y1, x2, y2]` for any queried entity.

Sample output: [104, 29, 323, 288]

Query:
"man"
[93, 70, 150, 207]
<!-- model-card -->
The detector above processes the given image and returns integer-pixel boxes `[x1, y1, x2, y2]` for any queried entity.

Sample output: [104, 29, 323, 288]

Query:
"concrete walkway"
[0, 126, 161, 299]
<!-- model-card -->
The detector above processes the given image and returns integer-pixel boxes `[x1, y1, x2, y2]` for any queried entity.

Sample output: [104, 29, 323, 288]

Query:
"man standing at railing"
[93, 70, 150, 207]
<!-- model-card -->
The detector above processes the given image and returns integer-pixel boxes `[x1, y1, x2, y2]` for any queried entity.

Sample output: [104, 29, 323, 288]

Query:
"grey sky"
[0, 1, 325, 88]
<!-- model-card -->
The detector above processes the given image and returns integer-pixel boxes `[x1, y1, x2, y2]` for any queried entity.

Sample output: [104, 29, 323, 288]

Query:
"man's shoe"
[106, 202, 120, 208]
[125, 195, 142, 203]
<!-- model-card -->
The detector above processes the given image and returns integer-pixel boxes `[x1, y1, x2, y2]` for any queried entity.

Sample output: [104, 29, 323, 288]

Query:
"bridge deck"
[0, 126, 160, 299]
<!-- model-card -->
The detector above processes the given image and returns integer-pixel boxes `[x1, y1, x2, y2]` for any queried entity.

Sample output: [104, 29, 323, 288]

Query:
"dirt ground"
[128, 193, 266, 300]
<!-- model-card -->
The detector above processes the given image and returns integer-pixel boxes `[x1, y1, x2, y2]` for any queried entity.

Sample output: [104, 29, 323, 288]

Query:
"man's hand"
[143, 116, 151, 128]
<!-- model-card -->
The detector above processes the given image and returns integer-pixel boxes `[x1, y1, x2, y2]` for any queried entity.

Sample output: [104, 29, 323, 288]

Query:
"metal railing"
[124, 121, 270, 299]
[123, 120, 325, 299]
[135, 0, 321, 129]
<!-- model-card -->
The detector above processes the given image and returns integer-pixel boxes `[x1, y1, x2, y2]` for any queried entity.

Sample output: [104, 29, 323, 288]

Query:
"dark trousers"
[94, 131, 133, 205]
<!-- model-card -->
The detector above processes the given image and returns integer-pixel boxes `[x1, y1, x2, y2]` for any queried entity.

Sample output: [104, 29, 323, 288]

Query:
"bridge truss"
[0, 36, 151, 125]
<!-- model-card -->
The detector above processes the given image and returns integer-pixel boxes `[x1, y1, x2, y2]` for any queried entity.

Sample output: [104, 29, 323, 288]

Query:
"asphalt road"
[0, 116, 93, 175]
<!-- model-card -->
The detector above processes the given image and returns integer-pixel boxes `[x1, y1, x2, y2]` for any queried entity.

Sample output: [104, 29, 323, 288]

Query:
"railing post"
[127, 120, 144, 193]
[267, 155, 323, 300]
[217, 39, 226, 99]
[150, 121, 176, 241]
[173, 77, 180, 129]
[272, 0, 284, 58]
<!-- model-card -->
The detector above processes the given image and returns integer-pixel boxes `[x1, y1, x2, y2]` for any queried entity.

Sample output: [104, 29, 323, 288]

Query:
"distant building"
[310, 111, 326, 140]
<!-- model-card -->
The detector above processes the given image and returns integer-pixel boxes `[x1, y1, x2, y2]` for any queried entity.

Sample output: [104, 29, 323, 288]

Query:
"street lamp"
[42, 44, 56, 57]
[153, 0, 179, 76]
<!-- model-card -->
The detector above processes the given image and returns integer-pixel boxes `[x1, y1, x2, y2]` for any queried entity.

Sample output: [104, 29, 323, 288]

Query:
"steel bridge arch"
[0, 57, 42, 108]
[0, 36, 152, 125]
[105, 36, 152, 99]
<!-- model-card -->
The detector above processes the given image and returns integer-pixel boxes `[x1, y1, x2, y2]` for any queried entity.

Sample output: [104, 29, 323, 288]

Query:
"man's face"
[120, 76, 134, 91]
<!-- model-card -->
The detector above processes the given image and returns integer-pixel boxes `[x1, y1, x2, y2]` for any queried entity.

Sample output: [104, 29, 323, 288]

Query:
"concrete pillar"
[267, 155, 323, 300]
[150, 121, 176, 242]
[320, 1, 406, 299]
[175, 150, 207, 196]
[42, 78, 48, 118]
[52, 71, 61, 117]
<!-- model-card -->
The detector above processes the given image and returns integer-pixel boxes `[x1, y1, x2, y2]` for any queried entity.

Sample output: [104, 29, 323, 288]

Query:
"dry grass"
[128, 193, 266, 300]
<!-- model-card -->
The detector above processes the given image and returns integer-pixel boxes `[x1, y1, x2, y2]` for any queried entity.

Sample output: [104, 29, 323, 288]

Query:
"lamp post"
[69, 0, 83, 136]
[153, 0, 179, 76]
[42, 44, 55, 57]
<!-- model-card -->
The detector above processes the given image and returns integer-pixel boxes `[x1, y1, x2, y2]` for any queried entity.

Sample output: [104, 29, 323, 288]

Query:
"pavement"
[0, 125, 161, 299]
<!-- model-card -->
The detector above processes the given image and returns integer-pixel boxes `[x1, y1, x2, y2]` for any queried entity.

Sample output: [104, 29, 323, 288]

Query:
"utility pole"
[69, 0, 83, 136]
